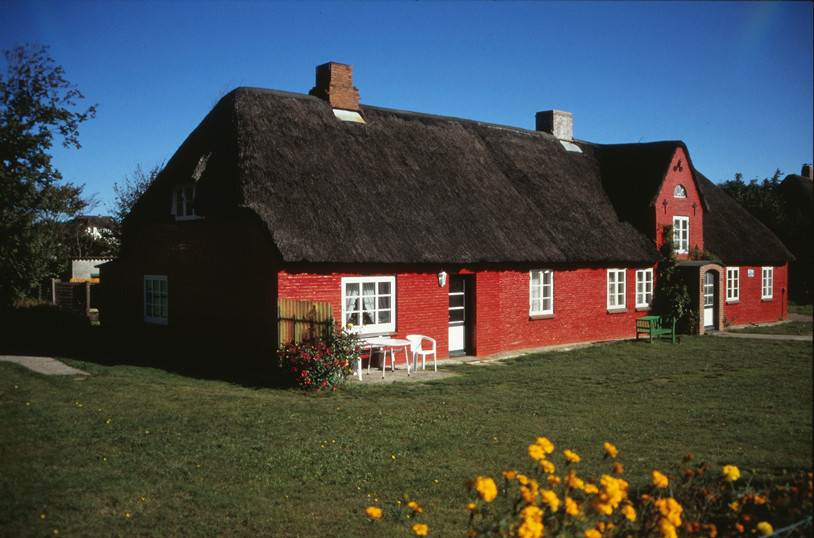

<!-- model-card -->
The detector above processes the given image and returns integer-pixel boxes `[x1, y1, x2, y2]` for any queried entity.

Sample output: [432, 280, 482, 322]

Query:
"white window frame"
[673, 184, 687, 198]
[144, 275, 168, 325]
[761, 267, 773, 300]
[172, 184, 197, 220]
[607, 269, 626, 310]
[530, 270, 554, 316]
[726, 267, 739, 302]
[341, 276, 396, 334]
[673, 216, 689, 253]
[635, 269, 653, 308]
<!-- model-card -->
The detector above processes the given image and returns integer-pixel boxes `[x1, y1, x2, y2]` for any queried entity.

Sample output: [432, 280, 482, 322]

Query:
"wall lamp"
[437, 270, 448, 288]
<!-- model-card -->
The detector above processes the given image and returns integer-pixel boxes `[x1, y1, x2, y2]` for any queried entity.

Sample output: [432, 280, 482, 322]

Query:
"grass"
[1, 336, 811, 536]
[789, 301, 813, 317]
[729, 320, 813, 336]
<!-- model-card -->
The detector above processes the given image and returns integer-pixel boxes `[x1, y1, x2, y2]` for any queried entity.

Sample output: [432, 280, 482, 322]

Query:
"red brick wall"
[279, 265, 654, 358]
[723, 264, 789, 326]
[655, 148, 704, 257]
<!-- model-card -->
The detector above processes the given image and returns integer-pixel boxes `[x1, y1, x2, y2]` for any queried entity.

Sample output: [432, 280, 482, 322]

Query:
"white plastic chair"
[406, 335, 437, 372]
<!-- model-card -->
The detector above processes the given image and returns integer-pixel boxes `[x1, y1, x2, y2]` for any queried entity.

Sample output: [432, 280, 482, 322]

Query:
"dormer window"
[172, 184, 197, 220]
[673, 184, 687, 198]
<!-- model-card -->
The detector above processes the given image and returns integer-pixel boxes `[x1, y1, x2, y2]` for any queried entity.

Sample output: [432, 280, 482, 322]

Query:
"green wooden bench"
[636, 315, 676, 343]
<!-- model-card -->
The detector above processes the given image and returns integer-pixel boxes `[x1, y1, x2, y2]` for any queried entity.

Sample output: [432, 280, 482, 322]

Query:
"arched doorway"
[703, 270, 719, 330]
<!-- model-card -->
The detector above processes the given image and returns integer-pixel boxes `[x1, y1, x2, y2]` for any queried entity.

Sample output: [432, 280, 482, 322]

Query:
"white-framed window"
[172, 184, 197, 220]
[726, 267, 739, 302]
[607, 269, 626, 310]
[673, 216, 689, 253]
[342, 276, 396, 334]
[673, 184, 687, 198]
[635, 269, 653, 308]
[144, 275, 168, 325]
[530, 269, 554, 316]
[761, 267, 773, 300]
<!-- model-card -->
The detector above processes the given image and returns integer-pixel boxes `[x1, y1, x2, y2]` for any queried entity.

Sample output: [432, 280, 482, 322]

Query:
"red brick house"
[100, 62, 793, 371]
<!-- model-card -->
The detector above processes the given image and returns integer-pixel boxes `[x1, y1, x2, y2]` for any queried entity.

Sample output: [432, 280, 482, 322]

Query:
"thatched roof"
[126, 86, 792, 268]
[696, 171, 793, 266]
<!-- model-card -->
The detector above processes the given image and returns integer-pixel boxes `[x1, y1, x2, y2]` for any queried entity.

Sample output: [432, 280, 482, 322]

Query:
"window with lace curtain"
[341, 276, 396, 333]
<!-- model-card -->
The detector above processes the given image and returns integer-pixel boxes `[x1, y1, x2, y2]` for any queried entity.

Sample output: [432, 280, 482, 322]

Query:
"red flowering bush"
[277, 324, 361, 391]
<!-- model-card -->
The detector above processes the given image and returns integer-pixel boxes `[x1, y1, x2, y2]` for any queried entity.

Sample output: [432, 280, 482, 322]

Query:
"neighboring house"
[72, 215, 116, 240]
[100, 62, 793, 371]
[70, 258, 113, 282]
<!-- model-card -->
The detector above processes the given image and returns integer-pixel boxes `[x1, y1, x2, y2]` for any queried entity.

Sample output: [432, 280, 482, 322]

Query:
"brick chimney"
[801, 164, 813, 180]
[309, 62, 360, 111]
[536, 110, 573, 141]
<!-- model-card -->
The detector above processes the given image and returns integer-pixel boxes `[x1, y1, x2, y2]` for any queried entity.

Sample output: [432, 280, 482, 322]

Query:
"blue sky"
[2, 1, 812, 211]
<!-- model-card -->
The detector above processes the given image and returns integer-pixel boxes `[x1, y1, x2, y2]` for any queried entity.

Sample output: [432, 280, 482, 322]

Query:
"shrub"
[277, 322, 361, 391]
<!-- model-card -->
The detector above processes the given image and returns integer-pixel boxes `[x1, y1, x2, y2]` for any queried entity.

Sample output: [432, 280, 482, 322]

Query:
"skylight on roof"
[560, 140, 582, 153]
[333, 109, 366, 123]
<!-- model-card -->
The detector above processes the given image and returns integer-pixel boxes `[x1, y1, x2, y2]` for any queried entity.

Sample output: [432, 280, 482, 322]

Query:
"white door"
[703, 272, 716, 328]
[448, 276, 467, 355]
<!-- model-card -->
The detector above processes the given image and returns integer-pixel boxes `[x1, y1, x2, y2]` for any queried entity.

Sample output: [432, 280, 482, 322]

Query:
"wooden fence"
[51, 279, 100, 322]
[277, 298, 334, 347]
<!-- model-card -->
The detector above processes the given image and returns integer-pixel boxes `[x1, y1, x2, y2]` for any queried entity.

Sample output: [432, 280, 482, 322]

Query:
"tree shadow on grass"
[0, 304, 291, 389]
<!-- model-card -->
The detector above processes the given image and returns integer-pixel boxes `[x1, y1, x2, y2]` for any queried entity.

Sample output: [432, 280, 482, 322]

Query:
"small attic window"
[172, 184, 200, 220]
[674, 184, 687, 198]
[333, 108, 366, 123]
[559, 140, 582, 153]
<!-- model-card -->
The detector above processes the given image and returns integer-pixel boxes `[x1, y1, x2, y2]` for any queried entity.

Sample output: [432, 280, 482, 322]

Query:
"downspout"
[781, 287, 786, 320]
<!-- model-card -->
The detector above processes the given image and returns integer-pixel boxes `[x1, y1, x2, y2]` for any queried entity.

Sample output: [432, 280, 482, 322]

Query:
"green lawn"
[729, 320, 813, 336]
[1, 336, 811, 536]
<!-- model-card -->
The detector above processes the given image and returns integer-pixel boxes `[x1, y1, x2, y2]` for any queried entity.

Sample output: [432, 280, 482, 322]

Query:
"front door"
[448, 275, 472, 356]
[703, 271, 717, 329]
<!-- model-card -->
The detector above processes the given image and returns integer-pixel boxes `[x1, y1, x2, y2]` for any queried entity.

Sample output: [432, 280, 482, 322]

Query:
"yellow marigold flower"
[475, 476, 498, 502]
[756, 522, 773, 535]
[658, 518, 678, 538]
[541, 489, 560, 512]
[652, 470, 669, 488]
[565, 496, 580, 516]
[621, 504, 637, 521]
[613, 462, 624, 474]
[590, 496, 613, 515]
[407, 501, 423, 513]
[583, 483, 599, 494]
[752, 495, 767, 505]
[517, 506, 544, 538]
[655, 497, 683, 527]
[528, 443, 546, 461]
[728, 501, 739, 511]
[503, 469, 518, 480]
[564, 449, 581, 463]
[604, 442, 619, 458]
[584, 529, 602, 538]
[540, 459, 555, 474]
[535, 437, 555, 454]
[466, 502, 478, 513]
[548, 474, 561, 486]
[412, 523, 429, 536]
[516, 473, 530, 486]
[521, 479, 539, 504]
[365, 506, 382, 519]
[722, 465, 740, 482]
[565, 469, 584, 489]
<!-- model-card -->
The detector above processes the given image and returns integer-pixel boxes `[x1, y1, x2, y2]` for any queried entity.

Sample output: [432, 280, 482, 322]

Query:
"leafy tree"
[107, 161, 163, 252]
[0, 43, 97, 303]
[653, 225, 696, 334]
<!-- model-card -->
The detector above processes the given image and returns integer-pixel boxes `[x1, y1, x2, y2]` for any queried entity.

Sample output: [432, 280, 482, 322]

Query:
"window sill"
[635, 306, 652, 312]
[726, 300, 740, 305]
[173, 215, 203, 222]
[530, 313, 555, 321]
[607, 308, 628, 315]
[761, 298, 774, 302]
